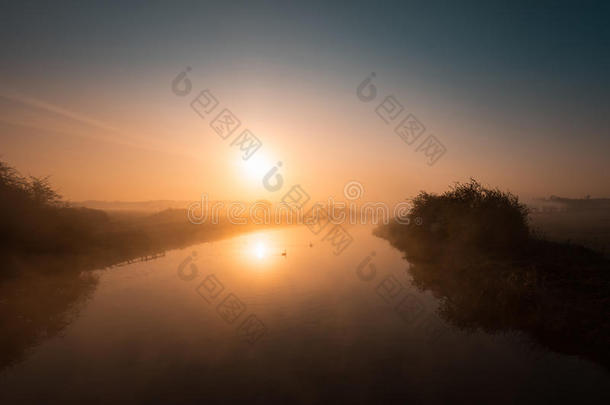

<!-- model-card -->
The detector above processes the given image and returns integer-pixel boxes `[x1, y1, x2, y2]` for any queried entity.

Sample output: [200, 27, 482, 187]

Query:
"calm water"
[1, 225, 609, 404]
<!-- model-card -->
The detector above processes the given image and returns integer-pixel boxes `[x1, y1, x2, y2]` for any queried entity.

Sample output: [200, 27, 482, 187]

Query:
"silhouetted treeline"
[0, 160, 277, 278]
[0, 159, 135, 257]
[375, 179, 610, 369]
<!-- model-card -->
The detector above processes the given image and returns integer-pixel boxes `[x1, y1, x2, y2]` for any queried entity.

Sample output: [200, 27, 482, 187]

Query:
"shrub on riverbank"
[374, 179, 610, 368]
[376, 179, 530, 260]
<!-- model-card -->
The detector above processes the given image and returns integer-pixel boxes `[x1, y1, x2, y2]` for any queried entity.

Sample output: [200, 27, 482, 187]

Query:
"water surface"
[1, 226, 609, 403]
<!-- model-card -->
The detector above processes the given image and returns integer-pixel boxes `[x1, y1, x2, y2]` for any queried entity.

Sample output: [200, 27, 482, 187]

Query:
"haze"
[1, 2, 608, 204]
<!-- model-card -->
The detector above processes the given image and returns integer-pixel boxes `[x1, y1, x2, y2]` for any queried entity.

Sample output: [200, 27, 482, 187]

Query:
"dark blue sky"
[2, 1, 608, 81]
[2, 0, 608, 130]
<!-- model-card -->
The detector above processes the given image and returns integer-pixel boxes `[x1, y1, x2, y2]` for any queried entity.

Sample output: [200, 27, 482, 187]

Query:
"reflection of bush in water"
[375, 179, 610, 368]
[0, 261, 99, 370]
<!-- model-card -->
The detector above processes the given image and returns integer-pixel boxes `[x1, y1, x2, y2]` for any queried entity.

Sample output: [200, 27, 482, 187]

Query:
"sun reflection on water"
[238, 230, 292, 266]
[255, 241, 266, 259]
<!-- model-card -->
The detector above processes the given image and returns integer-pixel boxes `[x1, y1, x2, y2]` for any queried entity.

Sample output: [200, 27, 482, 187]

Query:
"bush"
[375, 179, 610, 368]
[379, 179, 530, 259]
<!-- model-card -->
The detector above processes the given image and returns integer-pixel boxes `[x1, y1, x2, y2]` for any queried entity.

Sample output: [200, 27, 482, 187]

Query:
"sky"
[0, 0, 609, 203]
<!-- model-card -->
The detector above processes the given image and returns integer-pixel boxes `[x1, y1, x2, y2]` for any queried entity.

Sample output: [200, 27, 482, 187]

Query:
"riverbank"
[374, 180, 610, 369]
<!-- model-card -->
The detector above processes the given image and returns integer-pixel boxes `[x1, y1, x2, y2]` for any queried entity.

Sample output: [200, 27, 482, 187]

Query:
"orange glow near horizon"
[1, 71, 609, 205]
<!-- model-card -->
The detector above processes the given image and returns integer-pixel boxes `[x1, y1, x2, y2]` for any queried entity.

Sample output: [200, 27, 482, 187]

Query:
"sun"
[238, 152, 273, 181]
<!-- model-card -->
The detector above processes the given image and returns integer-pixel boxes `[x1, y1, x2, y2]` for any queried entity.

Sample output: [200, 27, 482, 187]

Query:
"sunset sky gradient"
[1, 1, 609, 203]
